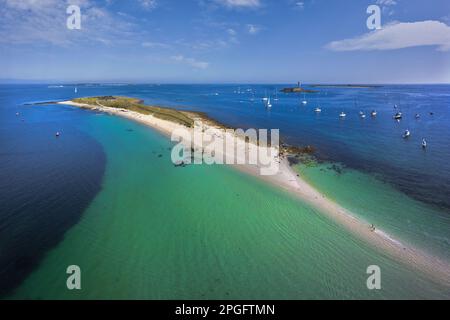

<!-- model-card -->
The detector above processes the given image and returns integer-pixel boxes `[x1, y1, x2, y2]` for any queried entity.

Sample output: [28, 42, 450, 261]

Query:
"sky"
[1, 0, 449, 84]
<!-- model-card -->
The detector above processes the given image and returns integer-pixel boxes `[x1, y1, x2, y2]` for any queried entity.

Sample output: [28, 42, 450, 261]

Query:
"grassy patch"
[73, 96, 194, 127]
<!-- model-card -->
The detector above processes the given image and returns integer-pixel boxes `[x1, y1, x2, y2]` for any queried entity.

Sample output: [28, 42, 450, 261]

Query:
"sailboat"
[394, 112, 402, 120]
[422, 138, 427, 149]
[422, 138, 427, 148]
[315, 107, 322, 113]
[273, 89, 279, 101]
[403, 129, 411, 139]
[266, 97, 272, 108]
[262, 90, 268, 102]
[339, 111, 346, 118]
[74, 87, 78, 94]
[301, 93, 307, 105]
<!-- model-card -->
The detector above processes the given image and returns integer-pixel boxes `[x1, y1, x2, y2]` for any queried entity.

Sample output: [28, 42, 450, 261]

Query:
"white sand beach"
[58, 100, 450, 287]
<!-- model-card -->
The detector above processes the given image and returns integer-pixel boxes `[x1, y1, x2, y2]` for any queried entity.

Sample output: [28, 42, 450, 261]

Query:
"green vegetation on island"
[71, 96, 318, 159]
[73, 96, 194, 127]
[280, 87, 317, 93]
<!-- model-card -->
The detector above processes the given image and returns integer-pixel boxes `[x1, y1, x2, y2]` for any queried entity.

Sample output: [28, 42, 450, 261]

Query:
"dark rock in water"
[126, 129, 134, 132]
[287, 156, 300, 165]
[331, 164, 342, 174]
[158, 154, 163, 158]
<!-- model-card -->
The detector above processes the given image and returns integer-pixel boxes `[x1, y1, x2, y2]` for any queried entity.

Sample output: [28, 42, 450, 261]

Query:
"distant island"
[310, 84, 383, 88]
[281, 81, 318, 93]
[280, 87, 317, 93]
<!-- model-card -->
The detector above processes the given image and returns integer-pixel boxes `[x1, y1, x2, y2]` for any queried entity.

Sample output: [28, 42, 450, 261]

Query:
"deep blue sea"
[9, 83, 448, 209]
[1, 83, 449, 298]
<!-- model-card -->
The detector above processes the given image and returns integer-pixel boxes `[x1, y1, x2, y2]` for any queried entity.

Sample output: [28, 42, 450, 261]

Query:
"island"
[44, 95, 450, 288]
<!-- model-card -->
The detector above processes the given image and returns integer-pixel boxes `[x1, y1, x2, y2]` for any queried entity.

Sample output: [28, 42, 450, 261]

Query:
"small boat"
[360, 113, 366, 119]
[16, 112, 20, 116]
[359, 111, 364, 115]
[301, 93, 307, 105]
[371, 110, 377, 117]
[266, 98, 272, 108]
[273, 89, 279, 101]
[339, 112, 346, 118]
[422, 138, 427, 148]
[394, 112, 402, 120]
[403, 129, 411, 139]
[415, 113, 420, 119]
[315, 107, 322, 113]
[74, 87, 78, 93]
[56, 132, 61, 137]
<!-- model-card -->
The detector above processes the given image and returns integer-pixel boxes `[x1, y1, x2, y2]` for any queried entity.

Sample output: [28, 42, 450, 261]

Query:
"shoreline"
[57, 100, 450, 288]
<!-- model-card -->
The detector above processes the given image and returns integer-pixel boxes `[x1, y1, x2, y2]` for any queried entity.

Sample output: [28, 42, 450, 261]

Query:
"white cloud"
[376, 0, 397, 16]
[376, 0, 397, 6]
[247, 24, 261, 35]
[0, 0, 143, 46]
[216, 0, 261, 8]
[142, 41, 170, 48]
[295, 2, 304, 10]
[139, 0, 157, 10]
[171, 55, 209, 69]
[227, 28, 237, 36]
[326, 21, 450, 52]
[3, 0, 58, 10]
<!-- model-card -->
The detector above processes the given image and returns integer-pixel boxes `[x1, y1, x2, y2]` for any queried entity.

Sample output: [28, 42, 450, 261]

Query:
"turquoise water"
[294, 162, 450, 262]
[1, 84, 450, 299]
[8, 115, 450, 299]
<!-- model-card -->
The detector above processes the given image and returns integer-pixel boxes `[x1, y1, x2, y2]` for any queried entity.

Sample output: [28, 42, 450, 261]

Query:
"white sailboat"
[262, 90, 268, 102]
[394, 112, 402, 120]
[74, 87, 78, 94]
[267, 97, 272, 108]
[302, 93, 307, 105]
[403, 129, 411, 139]
[422, 138, 427, 148]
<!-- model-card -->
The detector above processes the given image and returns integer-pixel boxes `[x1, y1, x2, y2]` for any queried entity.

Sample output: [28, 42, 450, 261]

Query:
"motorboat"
[394, 112, 402, 120]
